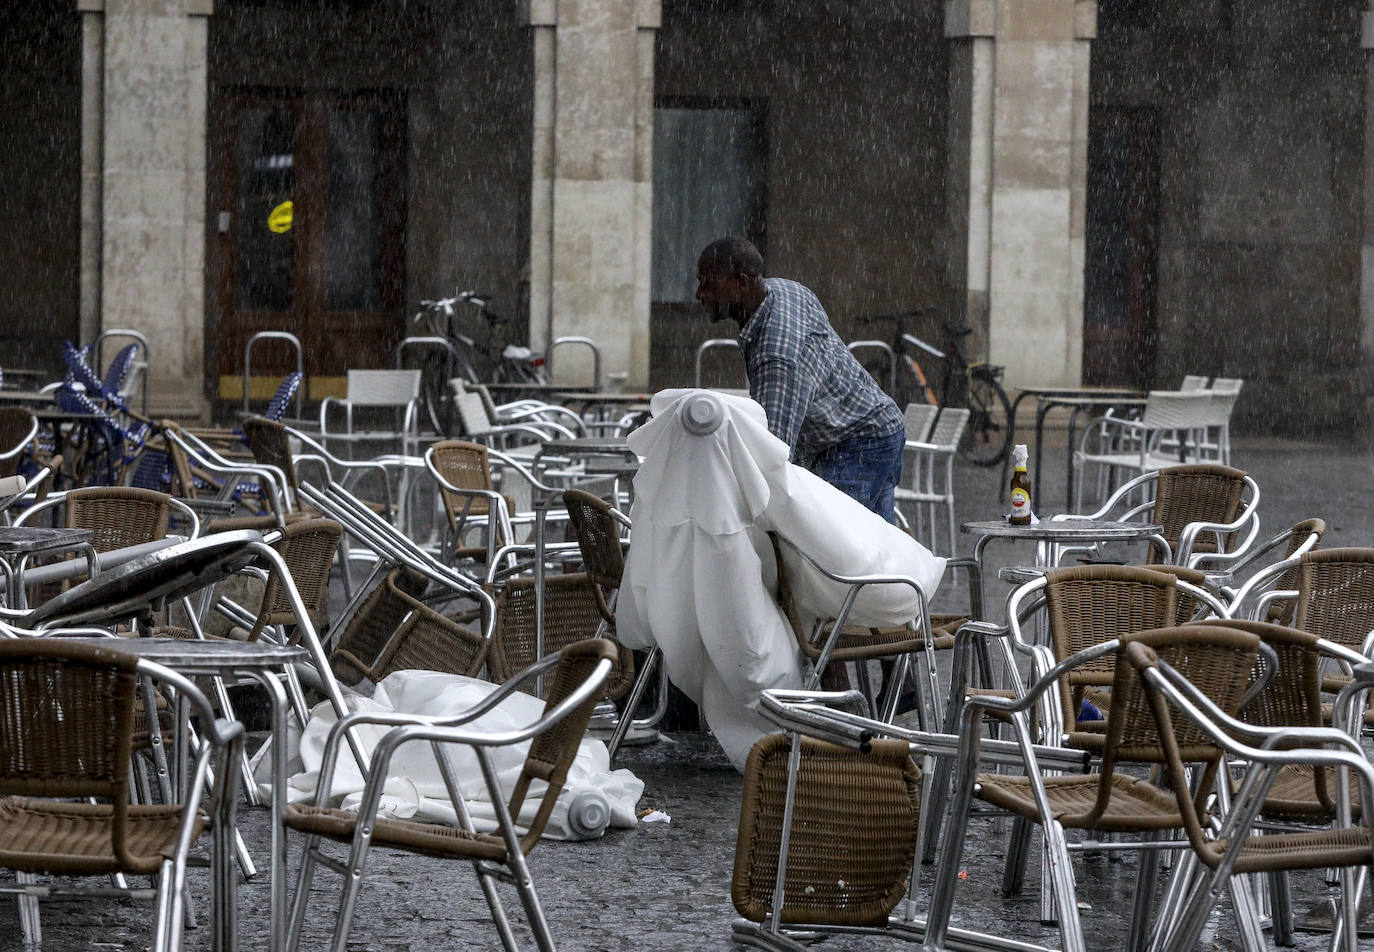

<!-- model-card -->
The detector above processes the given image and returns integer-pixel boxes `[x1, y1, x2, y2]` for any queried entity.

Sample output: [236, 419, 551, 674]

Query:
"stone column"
[79, 0, 211, 419]
[944, 0, 1095, 388]
[523, 0, 659, 388]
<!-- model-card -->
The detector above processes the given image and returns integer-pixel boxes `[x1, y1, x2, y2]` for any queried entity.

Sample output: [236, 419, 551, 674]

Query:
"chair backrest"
[732, 732, 920, 927]
[1137, 563, 1215, 625]
[1148, 464, 1248, 563]
[243, 416, 300, 491]
[1099, 625, 1261, 842]
[1043, 564, 1180, 731]
[927, 407, 969, 449]
[1139, 389, 1213, 431]
[330, 566, 487, 684]
[1263, 518, 1326, 625]
[265, 371, 304, 422]
[252, 517, 342, 639]
[562, 488, 625, 618]
[455, 389, 493, 437]
[1210, 377, 1243, 394]
[345, 369, 421, 407]
[0, 639, 140, 868]
[66, 486, 172, 552]
[0, 407, 37, 477]
[485, 572, 634, 701]
[1292, 547, 1374, 652]
[429, 440, 497, 532]
[100, 342, 141, 398]
[507, 638, 620, 854]
[903, 403, 938, 442]
[1180, 375, 1210, 391]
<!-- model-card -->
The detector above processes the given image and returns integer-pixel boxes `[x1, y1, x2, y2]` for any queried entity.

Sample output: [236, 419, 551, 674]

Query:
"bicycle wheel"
[415, 351, 456, 436]
[959, 371, 1013, 467]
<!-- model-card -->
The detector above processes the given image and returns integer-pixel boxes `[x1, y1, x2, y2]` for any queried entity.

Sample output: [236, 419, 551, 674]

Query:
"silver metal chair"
[282, 639, 616, 952]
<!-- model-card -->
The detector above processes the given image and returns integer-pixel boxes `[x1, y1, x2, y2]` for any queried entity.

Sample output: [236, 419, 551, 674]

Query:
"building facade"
[1, 0, 1370, 432]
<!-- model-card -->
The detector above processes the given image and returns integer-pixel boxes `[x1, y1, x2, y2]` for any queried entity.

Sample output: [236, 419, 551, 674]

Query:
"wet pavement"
[4, 432, 1374, 951]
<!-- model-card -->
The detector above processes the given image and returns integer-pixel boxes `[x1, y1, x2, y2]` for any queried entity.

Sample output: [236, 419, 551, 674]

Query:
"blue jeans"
[809, 427, 905, 524]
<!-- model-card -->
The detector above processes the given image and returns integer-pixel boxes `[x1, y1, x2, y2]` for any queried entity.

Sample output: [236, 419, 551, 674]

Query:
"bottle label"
[1010, 488, 1030, 512]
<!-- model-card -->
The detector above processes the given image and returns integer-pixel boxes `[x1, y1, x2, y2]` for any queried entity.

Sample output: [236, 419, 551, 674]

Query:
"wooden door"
[1083, 108, 1158, 387]
[211, 88, 406, 393]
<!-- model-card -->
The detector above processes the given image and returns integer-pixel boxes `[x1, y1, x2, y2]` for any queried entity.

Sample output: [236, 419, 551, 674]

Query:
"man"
[695, 236, 905, 522]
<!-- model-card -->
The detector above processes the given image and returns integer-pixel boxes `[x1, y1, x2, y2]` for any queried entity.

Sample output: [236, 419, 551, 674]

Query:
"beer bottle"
[1009, 443, 1032, 525]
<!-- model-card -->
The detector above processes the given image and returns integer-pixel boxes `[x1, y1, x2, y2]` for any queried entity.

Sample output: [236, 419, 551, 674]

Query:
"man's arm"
[750, 354, 812, 456]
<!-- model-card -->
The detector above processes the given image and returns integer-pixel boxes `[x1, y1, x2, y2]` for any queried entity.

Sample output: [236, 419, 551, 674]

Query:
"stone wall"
[1093, 0, 1366, 433]
[651, 1, 949, 386]
[0, 2, 82, 375]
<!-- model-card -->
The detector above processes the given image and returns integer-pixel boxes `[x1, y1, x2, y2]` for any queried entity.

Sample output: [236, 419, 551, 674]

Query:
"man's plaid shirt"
[737, 278, 903, 466]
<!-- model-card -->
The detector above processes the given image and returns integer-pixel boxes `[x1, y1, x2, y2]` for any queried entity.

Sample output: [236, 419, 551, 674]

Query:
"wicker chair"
[1127, 634, 1374, 952]
[770, 532, 974, 731]
[329, 566, 488, 684]
[282, 638, 616, 952]
[0, 406, 38, 479]
[1222, 517, 1325, 624]
[1054, 464, 1260, 569]
[937, 564, 1229, 882]
[11, 486, 196, 606]
[426, 439, 512, 563]
[925, 624, 1267, 952]
[731, 732, 920, 930]
[0, 638, 241, 950]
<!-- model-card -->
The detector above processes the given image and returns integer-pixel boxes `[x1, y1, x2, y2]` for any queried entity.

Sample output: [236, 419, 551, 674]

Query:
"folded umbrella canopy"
[618, 389, 946, 769]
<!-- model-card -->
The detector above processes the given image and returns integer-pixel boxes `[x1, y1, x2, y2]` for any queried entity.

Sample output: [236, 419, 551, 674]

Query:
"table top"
[540, 437, 632, 453]
[28, 530, 264, 627]
[46, 635, 309, 671]
[0, 525, 94, 555]
[962, 518, 1164, 541]
[0, 390, 54, 405]
[553, 391, 654, 404]
[485, 382, 595, 394]
[31, 409, 109, 422]
[1016, 385, 1147, 400]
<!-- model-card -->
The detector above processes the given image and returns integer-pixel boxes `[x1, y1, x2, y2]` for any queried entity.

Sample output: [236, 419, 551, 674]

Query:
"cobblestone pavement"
[4, 434, 1374, 951]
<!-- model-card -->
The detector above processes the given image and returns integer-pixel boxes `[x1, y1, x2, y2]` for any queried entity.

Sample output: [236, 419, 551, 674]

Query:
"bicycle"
[406, 292, 549, 435]
[853, 308, 1013, 467]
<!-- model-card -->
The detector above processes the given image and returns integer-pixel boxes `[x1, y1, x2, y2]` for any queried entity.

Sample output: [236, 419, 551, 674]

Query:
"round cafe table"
[961, 517, 1167, 575]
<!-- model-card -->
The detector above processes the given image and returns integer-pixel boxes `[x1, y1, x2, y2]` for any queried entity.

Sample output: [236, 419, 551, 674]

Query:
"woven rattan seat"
[0, 406, 37, 478]
[0, 798, 200, 875]
[1119, 635, 1374, 951]
[284, 804, 507, 860]
[732, 733, 920, 928]
[1201, 826, 1373, 874]
[1145, 464, 1247, 564]
[975, 772, 1185, 831]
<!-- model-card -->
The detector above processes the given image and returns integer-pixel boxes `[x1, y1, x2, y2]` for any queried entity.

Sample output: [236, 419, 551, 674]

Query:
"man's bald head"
[695, 237, 768, 325]
[697, 237, 764, 281]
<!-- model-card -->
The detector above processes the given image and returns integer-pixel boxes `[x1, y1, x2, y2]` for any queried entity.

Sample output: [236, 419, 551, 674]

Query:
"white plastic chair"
[1073, 389, 1214, 510]
[895, 407, 967, 557]
[319, 369, 423, 458]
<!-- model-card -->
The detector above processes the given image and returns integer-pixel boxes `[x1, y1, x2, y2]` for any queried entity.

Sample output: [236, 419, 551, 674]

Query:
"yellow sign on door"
[267, 200, 294, 234]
